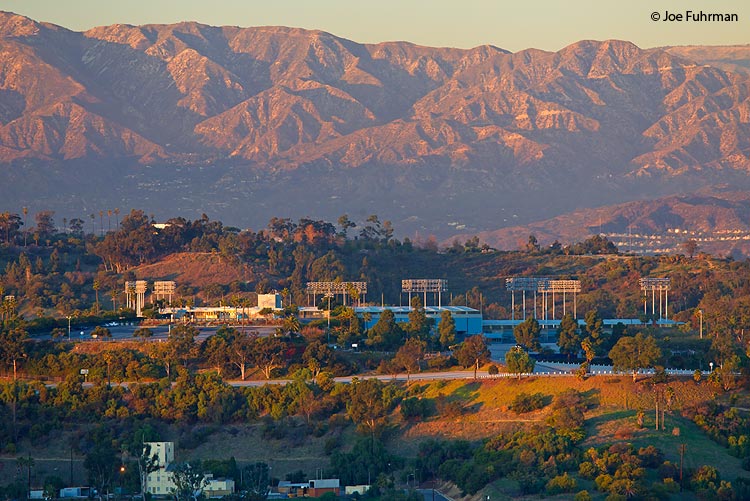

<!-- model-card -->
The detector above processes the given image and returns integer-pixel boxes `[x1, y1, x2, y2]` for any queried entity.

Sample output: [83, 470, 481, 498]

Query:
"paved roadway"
[35, 323, 279, 343]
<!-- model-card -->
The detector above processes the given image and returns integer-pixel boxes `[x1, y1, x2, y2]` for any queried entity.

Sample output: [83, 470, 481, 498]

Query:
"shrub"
[400, 397, 433, 420]
[573, 491, 592, 501]
[658, 461, 678, 480]
[435, 395, 464, 418]
[637, 445, 664, 467]
[595, 473, 614, 492]
[487, 364, 499, 375]
[427, 355, 456, 370]
[578, 461, 598, 479]
[546, 473, 577, 494]
[691, 465, 719, 491]
[509, 392, 547, 413]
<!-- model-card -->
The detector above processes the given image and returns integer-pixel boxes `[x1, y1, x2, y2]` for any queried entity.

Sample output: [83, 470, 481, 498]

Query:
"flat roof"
[482, 318, 682, 326]
[353, 306, 480, 314]
[298, 306, 480, 314]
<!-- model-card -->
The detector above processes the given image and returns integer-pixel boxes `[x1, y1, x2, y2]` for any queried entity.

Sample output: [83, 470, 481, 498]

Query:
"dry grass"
[584, 410, 748, 481]
[133, 252, 259, 288]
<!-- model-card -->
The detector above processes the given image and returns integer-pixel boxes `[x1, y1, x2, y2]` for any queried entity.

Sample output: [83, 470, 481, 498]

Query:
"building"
[482, 318, 681, 341]
[308, 479, 340, 497]
[59, 487, 92, 499]
[159, 293, 282, 321]
[145, 441, 175, 496]
[276, 479, 340, 498]
[144, 441, 235, 497]
[258, 293, 283, 310]
[298, 305, 483, 337]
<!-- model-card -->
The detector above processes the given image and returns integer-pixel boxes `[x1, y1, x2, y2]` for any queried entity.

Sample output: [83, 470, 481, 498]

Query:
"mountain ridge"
[1, 11, 750, 239]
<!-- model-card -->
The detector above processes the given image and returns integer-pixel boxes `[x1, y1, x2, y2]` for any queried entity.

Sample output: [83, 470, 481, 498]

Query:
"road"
[34, 323, 279, 342]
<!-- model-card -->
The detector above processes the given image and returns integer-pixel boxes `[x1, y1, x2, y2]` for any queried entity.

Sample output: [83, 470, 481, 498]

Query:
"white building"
[144, 441, 235, 497]
[145, 442, 175, 496]
[258, 293, 283, 310]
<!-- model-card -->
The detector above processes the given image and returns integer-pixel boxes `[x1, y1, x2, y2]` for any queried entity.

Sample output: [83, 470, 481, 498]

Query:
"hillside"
[452, 191, 750, 257]
[132, 252, 260, 287]
[2, 12, 750, 237]
[664, 44, 750, 76]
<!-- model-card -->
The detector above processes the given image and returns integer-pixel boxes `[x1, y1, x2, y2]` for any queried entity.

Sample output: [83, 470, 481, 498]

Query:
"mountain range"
[1, 11, 750, 245]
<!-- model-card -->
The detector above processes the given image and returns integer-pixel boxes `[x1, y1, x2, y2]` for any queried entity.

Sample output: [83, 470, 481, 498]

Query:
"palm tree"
[93, 280, 100, 314]
[107, 210, 112, 232]
[282, 315, 301, 336]
[90, 214, 95, 235]
[22, 207, 28, 246]
[17, 455, 34, 499]
[114, 208, 120, 229]
[99, 210, 104, 236]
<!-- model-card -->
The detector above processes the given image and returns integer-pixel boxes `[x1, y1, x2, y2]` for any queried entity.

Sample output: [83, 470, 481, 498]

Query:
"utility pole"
[679, 444, 686, 485]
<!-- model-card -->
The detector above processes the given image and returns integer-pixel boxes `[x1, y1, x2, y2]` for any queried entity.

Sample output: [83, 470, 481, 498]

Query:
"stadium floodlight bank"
[506, 277, 581, 321]
[306, 281, 367, 306]
[402, 279, 448, 307]
[639, 277, 671, 320]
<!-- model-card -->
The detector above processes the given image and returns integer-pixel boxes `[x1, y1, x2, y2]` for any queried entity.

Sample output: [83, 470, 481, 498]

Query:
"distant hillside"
[2, 12, 750, 237]
[664, 44, 750, 75]
[454, 191, 750, 257]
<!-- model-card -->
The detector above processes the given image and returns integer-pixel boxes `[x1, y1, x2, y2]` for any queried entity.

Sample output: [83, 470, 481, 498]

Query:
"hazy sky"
[1, 0, 748, 52]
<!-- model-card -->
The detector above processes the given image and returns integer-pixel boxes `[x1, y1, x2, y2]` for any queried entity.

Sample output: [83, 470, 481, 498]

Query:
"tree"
[253, 336, 287, 379]
[133, 327, 153, 341]
[525, 234, 540, 253]
[281, 315, 301, 336]
[505, 346, 535, 379]
[336, 307, 361, 346]
[0, 326, 28, 380]
[557, 313, 580, 360]
[337, 214, 356, 238]
[366, 309, 403, 350]
[682, 239, 699, 258]
[405, 296, 431, 340]
[90, 325, 111, 340]
[302, 340, 335, 380]
[203, 333, 230, 376]
[93, 280, 101, 314]
[16, 455, 34, 500]
[34, 210, 56, 242]
[584, 310, 605, 354]
[0, 212, 22, 244]
[168, 324, 198, 368]
[171, 462, 209, 501]
[346, 378, 391, 436]
[69, 217, 85, 236]
[84, 437, 118, 500]
[51, 327, 67, 340]
[454, 335, 490, 379]
[514, 317, 541, 352]
[438, 310, 456, 349]
[242, 462, 271, 501]
[229, 330, 255, 380]
[608, 333, 662, 382]
[393, 338, 427, 380]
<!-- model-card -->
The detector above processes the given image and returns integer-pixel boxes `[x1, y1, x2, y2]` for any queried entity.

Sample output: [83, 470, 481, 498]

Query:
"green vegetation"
[1, 209, 750, 498]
